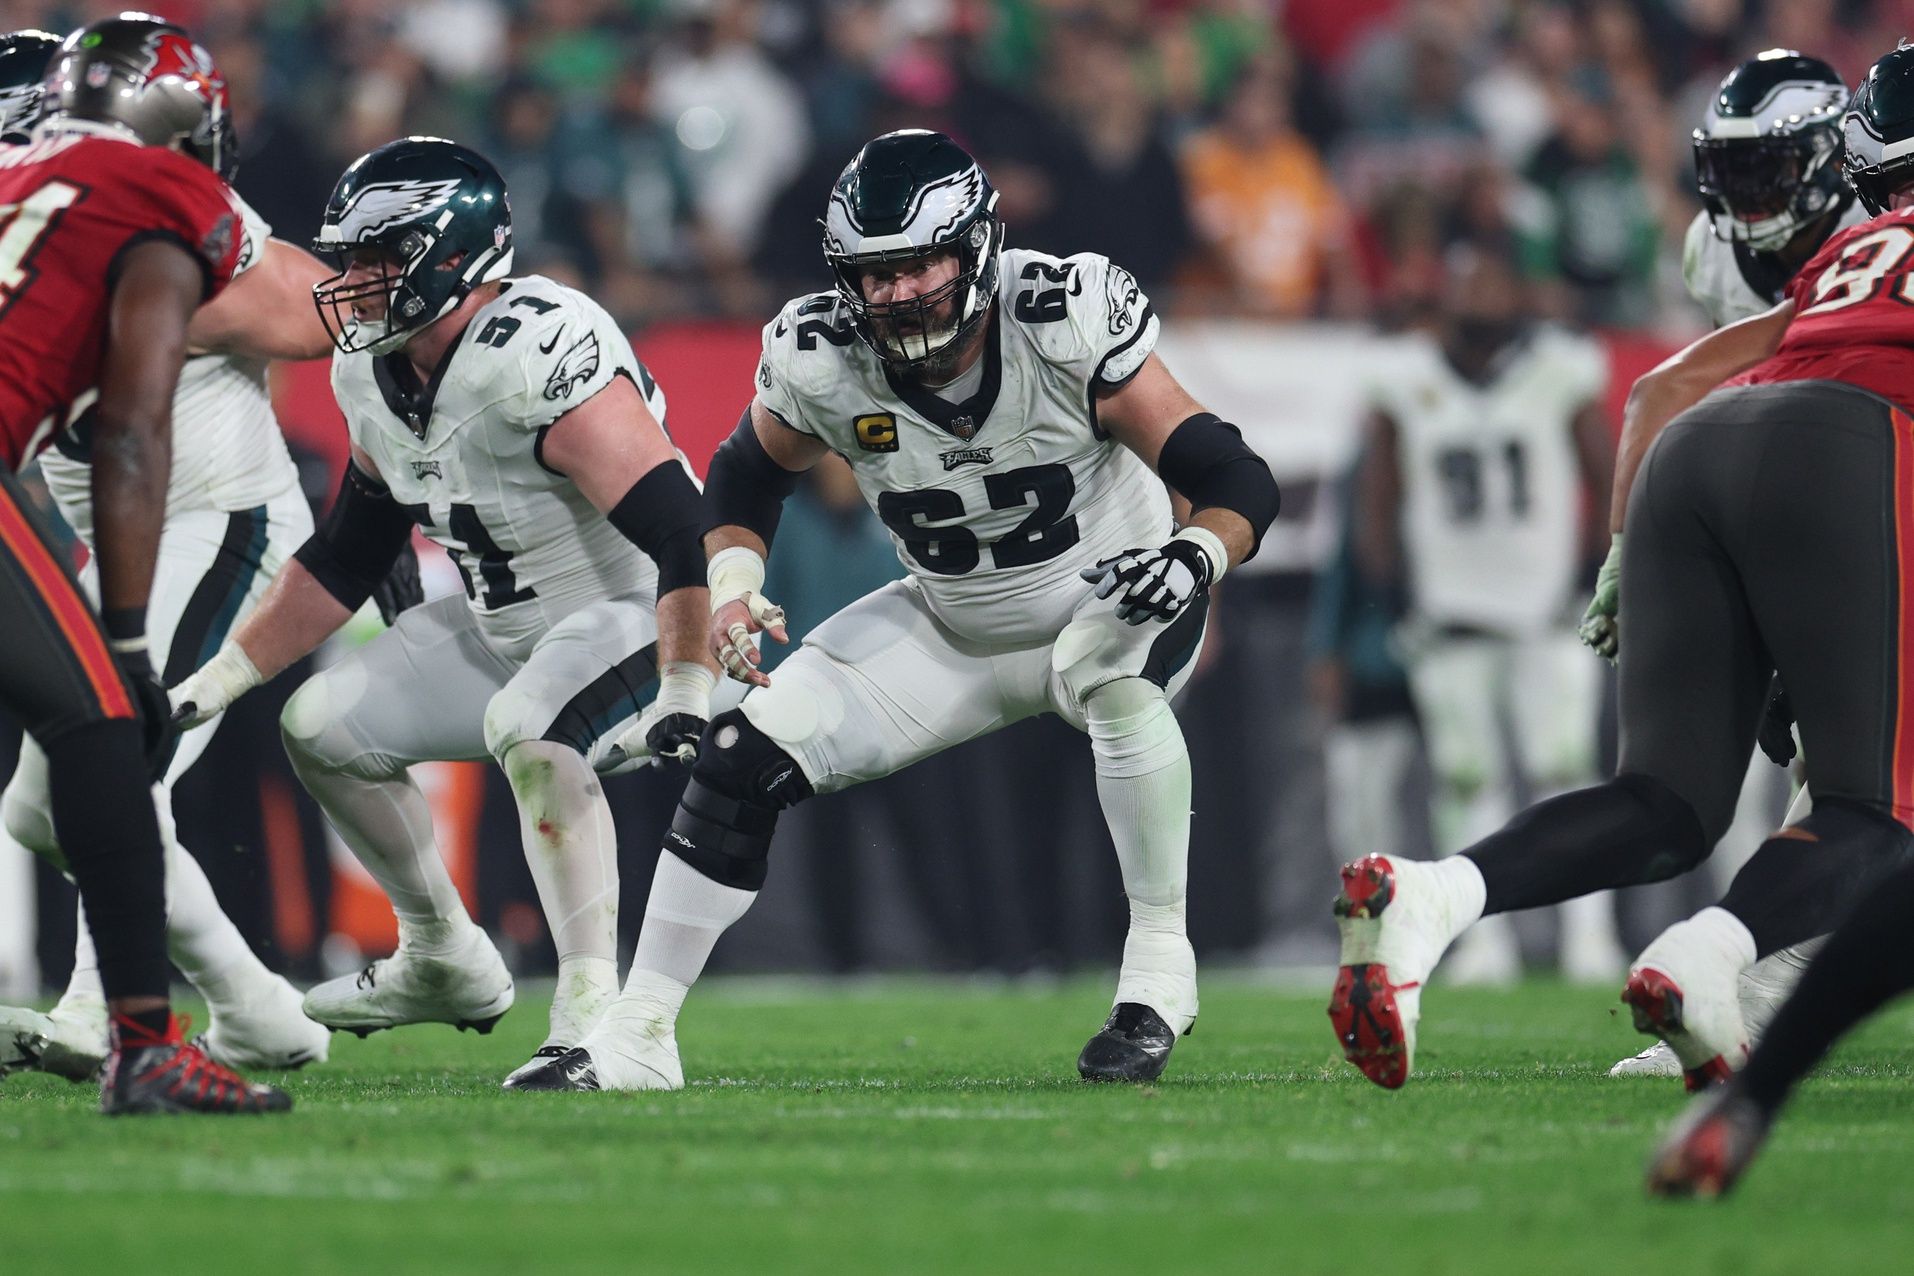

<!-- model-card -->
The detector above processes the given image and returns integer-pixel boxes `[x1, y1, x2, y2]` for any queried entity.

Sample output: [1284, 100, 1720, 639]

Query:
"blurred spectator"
[1514, 71, 1662, 328]
[1034, 17, 1192, 293]
[219, 32, 335, 249]
[1179, 61, 1364, 319]
[650, 0, 811, 313]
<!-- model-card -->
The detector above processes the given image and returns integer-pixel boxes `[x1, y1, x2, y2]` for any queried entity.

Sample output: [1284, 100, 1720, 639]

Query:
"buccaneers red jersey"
[1733, 206, 1914, 408]
[0, 129, 242, 470]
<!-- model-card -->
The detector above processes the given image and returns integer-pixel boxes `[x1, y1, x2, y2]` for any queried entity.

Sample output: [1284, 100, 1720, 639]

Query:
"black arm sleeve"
[608, 461, 706, 597]
[1155, 413, 1282, 561]
[291, 461, 417, 612]
[702, 407, 802, 547]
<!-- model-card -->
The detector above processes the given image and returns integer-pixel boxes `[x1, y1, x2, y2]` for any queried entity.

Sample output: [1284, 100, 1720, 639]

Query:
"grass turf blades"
[0, 976, 1909, 1274]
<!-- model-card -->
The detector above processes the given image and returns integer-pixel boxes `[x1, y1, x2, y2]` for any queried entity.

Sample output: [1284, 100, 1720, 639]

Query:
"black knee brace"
[664, 710, 812, 891]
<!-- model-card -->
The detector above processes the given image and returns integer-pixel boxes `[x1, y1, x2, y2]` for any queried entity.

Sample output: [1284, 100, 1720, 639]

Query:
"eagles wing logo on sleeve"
[544, 331, 602, 401]
[337, 178, 464, 242]
[1105, 264, 1141, 337]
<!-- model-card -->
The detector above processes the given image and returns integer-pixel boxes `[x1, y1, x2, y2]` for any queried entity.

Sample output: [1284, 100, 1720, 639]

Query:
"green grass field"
[2, 975, 1910, 1273]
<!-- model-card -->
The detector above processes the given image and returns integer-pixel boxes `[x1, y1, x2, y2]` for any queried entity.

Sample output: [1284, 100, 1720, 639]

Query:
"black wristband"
[608, 462, 706, 596]
[101, 606, 147, 643]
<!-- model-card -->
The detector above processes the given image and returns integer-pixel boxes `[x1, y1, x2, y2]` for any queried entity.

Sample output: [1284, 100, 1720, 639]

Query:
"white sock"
[61, 902, 103, 1008]
[627, 850, 757, 997]
[157, 797, 273, 1011]
[284, 745, 470, 953]
[502, 741, 619, 966]
[1085, 680, 1197, 1021]
[1427, 854, 1489, 932]
[549, 954, 619, 1046]
[1688, 905, 1760, 971]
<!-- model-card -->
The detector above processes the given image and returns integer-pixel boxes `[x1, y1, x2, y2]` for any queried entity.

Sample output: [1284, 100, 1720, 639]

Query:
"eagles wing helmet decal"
[544, 331, 602, 401]
[336, 178, 464, 243]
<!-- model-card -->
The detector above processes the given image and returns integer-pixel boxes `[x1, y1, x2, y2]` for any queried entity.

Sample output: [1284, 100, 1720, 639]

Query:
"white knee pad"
[1052, 614, 1128, 718]
[280, 663, 391, 780]
[1084, 678, 1184, 779]
[483, 677, 558, 765]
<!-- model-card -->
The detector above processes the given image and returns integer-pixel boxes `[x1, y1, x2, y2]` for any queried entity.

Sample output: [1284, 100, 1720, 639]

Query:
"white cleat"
[11, 994, 110, 1082]
[303, 931, 514, 1038]
[0, 1005, 55, 1077]
[1328, 854, 1474, 1088]
[200, 975, 332, 1071]
[507, 1003, 684, 1092]
[1608, 1040, 1684, 1079]
[1622, 922, 1750, 1092]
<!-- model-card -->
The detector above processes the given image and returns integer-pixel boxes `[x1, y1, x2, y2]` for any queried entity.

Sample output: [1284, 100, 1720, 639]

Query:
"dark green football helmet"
[1693, 50, 1849, 250]
[822, 129, 1001, 369]
[312, 136, 513, 355]
[1846, 45, 1914, 216]
[0, 30, 59, 142]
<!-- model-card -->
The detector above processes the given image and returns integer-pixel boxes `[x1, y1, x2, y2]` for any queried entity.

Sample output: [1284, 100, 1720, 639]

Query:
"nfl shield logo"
[86, 61, 112, 88]
[950, 416, 976, 440]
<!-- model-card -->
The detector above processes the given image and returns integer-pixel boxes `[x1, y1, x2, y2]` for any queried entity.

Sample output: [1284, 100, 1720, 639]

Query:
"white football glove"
[1080, 527, 1226, 625]
[168, 640, 262, 730]
[594, 662, 717, 774]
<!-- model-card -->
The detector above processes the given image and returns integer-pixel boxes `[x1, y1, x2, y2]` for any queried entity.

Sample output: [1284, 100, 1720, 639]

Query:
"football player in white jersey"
[0, 28, 338, 1082]
[513, 130, 1281, 1092]
[1354, 245, 1623, 986]
[169, 137, 727, 1086]
[1590, 51, 1862, 1080]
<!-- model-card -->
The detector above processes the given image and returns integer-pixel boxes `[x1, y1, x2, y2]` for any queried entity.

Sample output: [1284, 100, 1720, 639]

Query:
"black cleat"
[1077, 1003, 1189, 1083]
[505, 1046, 603, 1092]
[100, 1014, 292, 1116]
[501, 1045, 573, 1091]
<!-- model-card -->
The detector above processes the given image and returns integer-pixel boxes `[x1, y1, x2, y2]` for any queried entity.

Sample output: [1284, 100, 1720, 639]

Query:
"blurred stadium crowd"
[0, 0, 1881, 993]
[7, 0, 1907, 332]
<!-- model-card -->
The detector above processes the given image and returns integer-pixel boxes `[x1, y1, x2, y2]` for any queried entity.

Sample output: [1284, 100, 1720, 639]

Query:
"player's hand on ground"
[710, 593, 787, 688]
[1757, 676, 1797, 767]
[1578, 533, 1623, 662]
[597, 663, 716, 773]
[1081, 532, 1214, 626]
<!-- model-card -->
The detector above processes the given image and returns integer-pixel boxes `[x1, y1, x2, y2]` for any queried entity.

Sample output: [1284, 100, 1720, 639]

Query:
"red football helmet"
[40, 13, 235, 178]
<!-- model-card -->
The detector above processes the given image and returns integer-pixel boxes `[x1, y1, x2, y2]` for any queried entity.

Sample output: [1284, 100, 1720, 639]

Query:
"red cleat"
[1622, 969, 1737, 1093]
[1328, 856, 1419, 1089]
[100, 1013, 292, 1116]
[1646, 1083, 1773, 1198]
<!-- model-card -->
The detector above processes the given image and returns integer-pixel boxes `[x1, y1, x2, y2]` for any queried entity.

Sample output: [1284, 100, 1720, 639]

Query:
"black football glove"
[1756, 676, 1797, 768]
[117, 646, 179, 782]
[1080, 536, 1213, 625]
[372, 543, 424, 626]
[643, 712, 707, 768]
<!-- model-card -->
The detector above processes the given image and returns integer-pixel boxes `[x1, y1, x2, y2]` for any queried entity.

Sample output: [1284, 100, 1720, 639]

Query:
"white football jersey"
[332, 274, 669, 645]
[1681, 203, 1868, 327]
[755, 248, 1172, 646]
[1370, 327, 1606, 636]
[40, 195, 302, 542]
